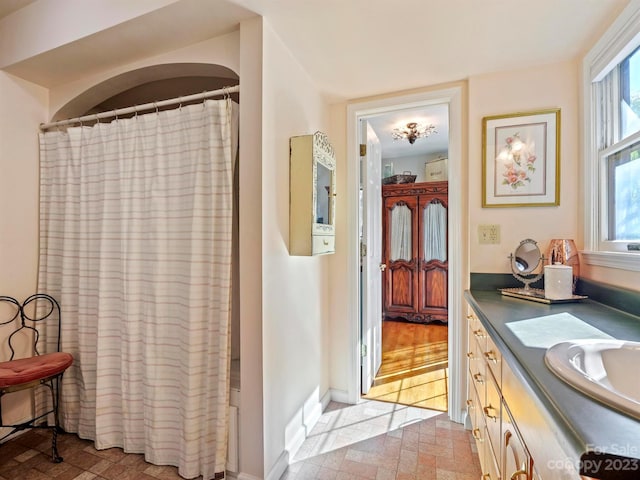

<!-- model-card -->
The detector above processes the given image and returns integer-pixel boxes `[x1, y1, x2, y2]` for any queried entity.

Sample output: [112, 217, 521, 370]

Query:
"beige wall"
[468, 60, 581, 274]
[0, 0, 179, 69]
[261, 20, 332, 478]
[0, 71, 48, 431]
[0, 73, 47, 297]
[238, 17, 265, 479]
[465, 57, 640, 293]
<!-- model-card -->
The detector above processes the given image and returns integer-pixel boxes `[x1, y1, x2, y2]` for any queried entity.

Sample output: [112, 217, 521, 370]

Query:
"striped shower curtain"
[37, 99, 238, 479]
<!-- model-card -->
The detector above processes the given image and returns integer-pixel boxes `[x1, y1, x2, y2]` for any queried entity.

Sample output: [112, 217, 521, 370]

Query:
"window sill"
[581, 250, 640, 272]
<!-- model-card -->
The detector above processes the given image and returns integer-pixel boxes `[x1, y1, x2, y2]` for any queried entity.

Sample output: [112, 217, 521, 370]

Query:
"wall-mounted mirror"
[315, 161, 332, 225]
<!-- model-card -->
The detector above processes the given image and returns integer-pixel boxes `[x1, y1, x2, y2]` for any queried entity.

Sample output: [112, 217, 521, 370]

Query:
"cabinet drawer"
[484, 372, 502, 462]
[312, 234, 335, 255]
[469, 317, 487, 353]
[503, 405, 532, 480]
[468, 333, 486, 403]
[481, 425, 501, 480]
[467, 386, 484, 445]
[484, 333, 502, 385]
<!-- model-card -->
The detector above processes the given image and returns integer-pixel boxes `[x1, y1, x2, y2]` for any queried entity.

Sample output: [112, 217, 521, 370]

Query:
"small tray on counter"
[500, 287, 588, 304]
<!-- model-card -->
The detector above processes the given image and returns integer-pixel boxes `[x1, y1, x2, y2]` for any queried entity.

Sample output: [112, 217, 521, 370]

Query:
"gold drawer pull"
[510, 469, 527, 480]
[466, 314, 474, 320]
[484, 350, 498, 363]
[483, 405, 498, 420]
[473, 373, 484, 384]
[466, 399, 474, 408]
[466, 352, 474, 358]
[482, 475, 492, 480]
[473, 329, 486, 338]
[472, 428, 483, 441]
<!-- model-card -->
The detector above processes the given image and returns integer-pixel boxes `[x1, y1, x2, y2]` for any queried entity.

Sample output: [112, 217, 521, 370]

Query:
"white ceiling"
[234, 0, 628, 100]
[232, 0, 626, 158]
[0, 0, 629, 158]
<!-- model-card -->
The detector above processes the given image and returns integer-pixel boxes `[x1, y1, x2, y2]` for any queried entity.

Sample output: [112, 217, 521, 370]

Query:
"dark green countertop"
[465, 289, 640, 470]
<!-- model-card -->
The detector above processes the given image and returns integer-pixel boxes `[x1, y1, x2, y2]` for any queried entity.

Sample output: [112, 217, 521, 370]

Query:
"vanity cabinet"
[289, 132, 336, 256]
[467, 312, 533, 480]
[466, 298, 585, 480]
[381, 181, 448, 323]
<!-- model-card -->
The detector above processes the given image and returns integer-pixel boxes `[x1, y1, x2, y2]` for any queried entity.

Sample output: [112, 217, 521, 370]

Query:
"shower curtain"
[37, 99, 238, 480]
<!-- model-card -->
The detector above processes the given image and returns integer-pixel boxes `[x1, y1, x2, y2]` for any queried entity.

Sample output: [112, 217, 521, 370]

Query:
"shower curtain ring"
[154, 102, 159, 114]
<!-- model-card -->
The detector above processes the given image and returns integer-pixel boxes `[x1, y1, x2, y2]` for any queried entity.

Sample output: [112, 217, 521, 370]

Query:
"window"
[620, 47, 640, 139]
[584, 3, 640, 270]
[606, 140, 640, 241]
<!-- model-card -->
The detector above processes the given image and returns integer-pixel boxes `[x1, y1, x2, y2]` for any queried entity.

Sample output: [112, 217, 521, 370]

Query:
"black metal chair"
[0, 294, 73, 462]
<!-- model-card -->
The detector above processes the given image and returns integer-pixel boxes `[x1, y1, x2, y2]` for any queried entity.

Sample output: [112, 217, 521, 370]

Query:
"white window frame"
[582, 0, 640, 272]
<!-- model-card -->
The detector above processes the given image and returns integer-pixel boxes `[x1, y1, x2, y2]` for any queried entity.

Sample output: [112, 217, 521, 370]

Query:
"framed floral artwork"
[482, 109, 560, 207]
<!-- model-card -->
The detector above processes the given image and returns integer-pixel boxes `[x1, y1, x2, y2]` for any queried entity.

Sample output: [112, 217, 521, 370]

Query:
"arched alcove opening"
[52, 62, 239, 121]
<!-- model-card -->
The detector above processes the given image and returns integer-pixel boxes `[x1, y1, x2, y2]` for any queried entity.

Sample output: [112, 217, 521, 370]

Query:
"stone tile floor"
[0, 428, 185, 480]
[0, 400, 481, 480]
[280, 400, 482, 479]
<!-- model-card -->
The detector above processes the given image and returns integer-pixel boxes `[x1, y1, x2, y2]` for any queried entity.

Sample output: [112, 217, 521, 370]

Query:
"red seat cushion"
[0, 352, 73, 389]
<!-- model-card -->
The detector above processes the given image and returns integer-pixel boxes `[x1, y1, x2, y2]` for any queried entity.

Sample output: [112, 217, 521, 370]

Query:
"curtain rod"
[39, 85, 240, 131]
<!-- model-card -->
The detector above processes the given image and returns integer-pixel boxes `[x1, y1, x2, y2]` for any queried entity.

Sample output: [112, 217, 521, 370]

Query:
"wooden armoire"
[381, 181, 448, 324]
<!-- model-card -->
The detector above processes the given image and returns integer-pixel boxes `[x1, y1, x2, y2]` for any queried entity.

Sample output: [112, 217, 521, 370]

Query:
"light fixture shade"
[392, 122, 437, 144]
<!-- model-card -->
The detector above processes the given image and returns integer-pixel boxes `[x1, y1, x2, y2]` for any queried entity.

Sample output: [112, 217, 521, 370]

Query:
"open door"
[360, 120, 383, 394]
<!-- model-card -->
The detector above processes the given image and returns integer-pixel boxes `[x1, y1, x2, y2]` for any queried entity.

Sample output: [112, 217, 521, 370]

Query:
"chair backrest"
[0, 294, 62, 361]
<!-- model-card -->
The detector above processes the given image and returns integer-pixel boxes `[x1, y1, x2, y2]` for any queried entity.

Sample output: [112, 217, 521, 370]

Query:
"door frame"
[346, 85, 467, 423]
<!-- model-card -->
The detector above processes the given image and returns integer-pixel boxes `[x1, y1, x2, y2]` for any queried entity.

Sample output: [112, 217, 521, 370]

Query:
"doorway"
[360, 104, 450, 411]
[346, 86, 467, 424]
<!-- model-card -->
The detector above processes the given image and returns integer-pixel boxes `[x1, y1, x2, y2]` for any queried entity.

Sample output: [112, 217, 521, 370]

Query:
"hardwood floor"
[362, 320, 448, 411]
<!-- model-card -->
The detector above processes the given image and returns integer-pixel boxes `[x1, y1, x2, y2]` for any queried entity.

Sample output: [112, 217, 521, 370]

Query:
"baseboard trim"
[320, 389, 332, 411]
[236, 473, 262, 480]
[265, 388, 339, 480]
[329, 388, 351, 404]
[265, 450, 289, 480]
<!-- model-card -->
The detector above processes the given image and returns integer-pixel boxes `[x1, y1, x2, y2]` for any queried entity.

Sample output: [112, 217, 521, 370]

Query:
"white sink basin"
[545, 339, 640, 420]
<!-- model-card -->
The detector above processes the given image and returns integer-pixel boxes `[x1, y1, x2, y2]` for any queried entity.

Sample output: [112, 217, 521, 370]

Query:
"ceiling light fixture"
[392, 122, 437, 144]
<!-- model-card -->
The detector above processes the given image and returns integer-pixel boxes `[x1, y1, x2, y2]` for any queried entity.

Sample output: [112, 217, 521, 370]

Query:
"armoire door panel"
[387, 262, 416, 309]
[383, 194, 418, 318]
[382, 182, 448, 324]
[420, 264, 448, 310]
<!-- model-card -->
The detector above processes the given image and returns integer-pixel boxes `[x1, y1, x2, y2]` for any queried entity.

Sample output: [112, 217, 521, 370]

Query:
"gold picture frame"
[482, 108, 560, 207]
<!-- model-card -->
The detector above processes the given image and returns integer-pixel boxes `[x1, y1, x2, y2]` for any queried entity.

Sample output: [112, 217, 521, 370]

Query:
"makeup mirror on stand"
[500, 239, 547, 301]
[509, 238, 544, 292]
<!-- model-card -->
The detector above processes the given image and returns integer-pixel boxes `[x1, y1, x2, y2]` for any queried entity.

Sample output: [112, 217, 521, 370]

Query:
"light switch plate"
[478, 224, 500, 244]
